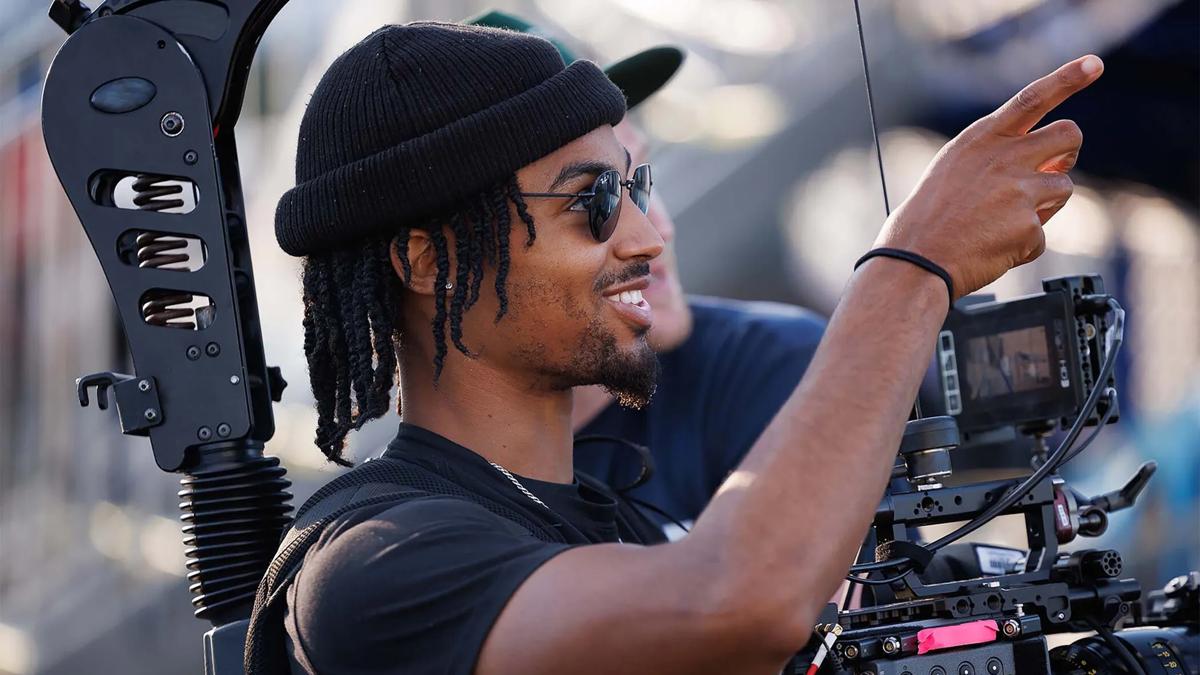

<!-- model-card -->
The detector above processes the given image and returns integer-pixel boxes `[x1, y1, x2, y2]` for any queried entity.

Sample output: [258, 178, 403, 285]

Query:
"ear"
[389, 230, 439, 296]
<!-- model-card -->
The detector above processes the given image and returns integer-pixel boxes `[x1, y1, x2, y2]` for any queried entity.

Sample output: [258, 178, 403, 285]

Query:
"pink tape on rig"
[916, 620, 1000, 655]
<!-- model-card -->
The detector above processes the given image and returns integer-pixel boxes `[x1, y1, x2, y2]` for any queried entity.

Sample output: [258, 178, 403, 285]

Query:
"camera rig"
[796, 280, 1198, 674]
[38, 1, 1197, 674]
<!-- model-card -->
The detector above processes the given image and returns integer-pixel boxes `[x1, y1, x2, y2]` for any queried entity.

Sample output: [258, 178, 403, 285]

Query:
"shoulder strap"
[243, 456, 565, 675]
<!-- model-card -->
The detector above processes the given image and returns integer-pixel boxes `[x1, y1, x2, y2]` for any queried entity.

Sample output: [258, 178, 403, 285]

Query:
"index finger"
[990, 55, 1104, 136]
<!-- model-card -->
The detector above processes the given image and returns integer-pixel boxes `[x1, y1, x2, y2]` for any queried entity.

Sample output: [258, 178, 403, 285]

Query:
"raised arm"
[478, 55, 1104, 675]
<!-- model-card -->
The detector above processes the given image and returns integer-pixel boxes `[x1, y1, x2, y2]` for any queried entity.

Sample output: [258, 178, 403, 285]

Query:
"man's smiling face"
[455, 125, 666, 406]
[612, 121, 693, 353]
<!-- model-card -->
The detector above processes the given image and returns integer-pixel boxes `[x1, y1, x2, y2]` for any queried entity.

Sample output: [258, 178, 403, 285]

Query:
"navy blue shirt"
[576, 296, 826, 534]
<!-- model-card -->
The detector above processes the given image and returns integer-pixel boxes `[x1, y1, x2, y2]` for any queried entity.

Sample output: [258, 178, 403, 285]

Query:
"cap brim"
[604, 46, 684, 109]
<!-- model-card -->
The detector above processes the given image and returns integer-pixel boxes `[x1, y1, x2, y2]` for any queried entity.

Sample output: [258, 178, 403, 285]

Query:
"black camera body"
[937, 275, 1118, 439]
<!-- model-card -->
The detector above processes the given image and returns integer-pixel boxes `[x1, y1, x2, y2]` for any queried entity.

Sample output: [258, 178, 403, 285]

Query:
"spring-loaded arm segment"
[42, 0, 295, 647]
[43, 0, 288, 472]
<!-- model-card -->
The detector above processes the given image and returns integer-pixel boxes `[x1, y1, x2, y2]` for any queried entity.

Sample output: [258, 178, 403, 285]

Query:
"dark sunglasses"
[521, 163, 652, 242]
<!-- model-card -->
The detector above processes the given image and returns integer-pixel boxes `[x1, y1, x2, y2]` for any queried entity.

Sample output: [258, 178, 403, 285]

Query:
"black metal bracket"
[77, 371, 164, 435]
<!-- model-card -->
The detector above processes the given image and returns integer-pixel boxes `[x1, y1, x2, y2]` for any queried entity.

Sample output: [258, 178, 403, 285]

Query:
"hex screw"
[138, 379, 151, 392]
[217, 423, 231, 438]
[186, 345, 202, 361]
[1002, 618, 1021, 637]
[183, 149, 198, 165]
[161, 111, 184, 137]
[882, 636, 900, 655]
[205, 342, 220, 357]
[230, 375, 241, 385]
[197, 426, 212, 441]
[1055, 611, 1066, 621]
[144, 408, 158, 422]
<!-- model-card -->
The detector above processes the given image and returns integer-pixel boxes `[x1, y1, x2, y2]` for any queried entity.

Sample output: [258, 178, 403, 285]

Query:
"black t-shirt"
[577, 296, 826, 535]
[284, 423, 665, 674]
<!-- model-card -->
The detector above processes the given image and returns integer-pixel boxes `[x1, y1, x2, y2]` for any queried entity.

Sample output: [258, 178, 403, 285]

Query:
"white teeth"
[607, 289, 646, 305]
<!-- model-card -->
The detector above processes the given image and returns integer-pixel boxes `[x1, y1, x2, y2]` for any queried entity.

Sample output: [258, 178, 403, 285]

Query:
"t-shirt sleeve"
[702, 304, 826, 491]
[284, 496, 571, 675]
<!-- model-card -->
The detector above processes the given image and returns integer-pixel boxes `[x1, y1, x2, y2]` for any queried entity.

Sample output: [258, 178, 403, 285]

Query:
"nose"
[610, 191, 664, 262]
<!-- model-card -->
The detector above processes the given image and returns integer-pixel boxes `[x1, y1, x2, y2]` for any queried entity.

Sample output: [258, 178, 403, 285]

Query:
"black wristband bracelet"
[854, 247, 954, 304]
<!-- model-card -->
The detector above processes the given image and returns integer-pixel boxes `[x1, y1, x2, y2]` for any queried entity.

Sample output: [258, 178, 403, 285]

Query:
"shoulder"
[296, 495, 542, 596]
[684, 295, 826, 354]
[287, 495, 568, 673]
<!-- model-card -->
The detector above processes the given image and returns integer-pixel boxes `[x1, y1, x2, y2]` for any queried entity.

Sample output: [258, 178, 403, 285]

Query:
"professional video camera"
[37, 1, 1195, 674]
[794, 276, 1199, 674]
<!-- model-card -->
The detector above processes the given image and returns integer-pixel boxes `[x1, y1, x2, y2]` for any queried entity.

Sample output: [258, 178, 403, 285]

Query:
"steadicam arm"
[41, 1, 293, 669]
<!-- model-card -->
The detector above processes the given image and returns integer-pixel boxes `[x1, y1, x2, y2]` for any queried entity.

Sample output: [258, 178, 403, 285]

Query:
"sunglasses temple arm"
[519, 192, 597, 199]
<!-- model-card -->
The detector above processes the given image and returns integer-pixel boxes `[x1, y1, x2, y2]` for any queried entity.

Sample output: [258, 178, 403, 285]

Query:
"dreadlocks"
[300, 176, 537, 466]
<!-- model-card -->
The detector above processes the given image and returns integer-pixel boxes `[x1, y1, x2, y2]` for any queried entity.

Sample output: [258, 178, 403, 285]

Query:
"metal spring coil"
[136, 231, 190, 268]
[132, 174, 185, 211]
[179, 455, 292, 621]
[141, 291, 197, 328]
[133, 174, 199, 326]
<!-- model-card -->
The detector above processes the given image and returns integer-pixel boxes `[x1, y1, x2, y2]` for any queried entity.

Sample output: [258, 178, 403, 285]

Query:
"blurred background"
[0, 0, 1196, 672]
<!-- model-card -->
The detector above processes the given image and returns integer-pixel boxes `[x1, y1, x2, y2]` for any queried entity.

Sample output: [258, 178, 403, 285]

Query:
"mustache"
[593, 261, 651, 293]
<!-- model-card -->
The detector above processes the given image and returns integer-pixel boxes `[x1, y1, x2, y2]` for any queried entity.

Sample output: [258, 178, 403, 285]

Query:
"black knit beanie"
[275, 22, 628, 256]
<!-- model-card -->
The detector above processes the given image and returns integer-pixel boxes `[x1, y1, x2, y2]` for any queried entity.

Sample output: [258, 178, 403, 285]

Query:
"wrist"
[855, 248, 954, 304]
[853, 255, 950, 315]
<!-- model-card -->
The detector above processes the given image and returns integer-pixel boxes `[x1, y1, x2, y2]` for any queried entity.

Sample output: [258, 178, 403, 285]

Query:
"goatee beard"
[571, 319, 659, 409]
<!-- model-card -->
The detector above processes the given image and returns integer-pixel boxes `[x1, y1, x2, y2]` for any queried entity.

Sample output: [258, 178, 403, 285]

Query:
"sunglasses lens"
[631, 164, 652, 214]
[590, 170, 622, 242]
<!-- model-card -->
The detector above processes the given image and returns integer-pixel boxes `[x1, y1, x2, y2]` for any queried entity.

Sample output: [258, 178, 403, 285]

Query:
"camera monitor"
[937, 290, 1084, 435]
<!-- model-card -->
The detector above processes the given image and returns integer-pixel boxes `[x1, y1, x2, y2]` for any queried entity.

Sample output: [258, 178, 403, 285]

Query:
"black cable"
[845, 567, 915, 587]
[1058, 389, 1117, 466]
[572, 434, 690, 534]
[624, 495, 690, 536]
[843, 574, 859, 607]
[573, 434, 655, 493]
[1088, 619, 1148, 675]
[850, 300, 1124, 575]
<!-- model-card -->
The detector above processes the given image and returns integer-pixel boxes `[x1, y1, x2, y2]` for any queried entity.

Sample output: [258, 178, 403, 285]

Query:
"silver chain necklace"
[488, 461, 551, 511]
[488, 460, 624, 544]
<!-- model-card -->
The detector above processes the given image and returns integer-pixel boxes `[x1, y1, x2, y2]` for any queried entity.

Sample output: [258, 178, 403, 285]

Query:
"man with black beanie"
[268, 20, 1102, 675]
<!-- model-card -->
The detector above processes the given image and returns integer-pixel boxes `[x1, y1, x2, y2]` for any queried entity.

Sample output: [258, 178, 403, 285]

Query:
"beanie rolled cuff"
[275, 60, 627, 257]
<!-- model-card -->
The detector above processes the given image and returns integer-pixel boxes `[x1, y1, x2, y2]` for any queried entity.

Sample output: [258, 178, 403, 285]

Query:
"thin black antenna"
[853, 0, 891, 216]
[854, 0, 924, 419]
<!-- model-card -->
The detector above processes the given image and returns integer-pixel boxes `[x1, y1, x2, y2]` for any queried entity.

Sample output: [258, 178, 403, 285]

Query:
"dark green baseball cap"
[466, 10, 684, 109]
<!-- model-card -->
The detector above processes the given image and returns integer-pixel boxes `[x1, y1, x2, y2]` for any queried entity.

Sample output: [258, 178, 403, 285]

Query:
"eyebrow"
[545, 148, 633, 193]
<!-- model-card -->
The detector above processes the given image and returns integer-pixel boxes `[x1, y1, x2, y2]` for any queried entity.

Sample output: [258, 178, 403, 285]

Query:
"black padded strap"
[243, 456, 568, 675]
[244, 484, 418, 675]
